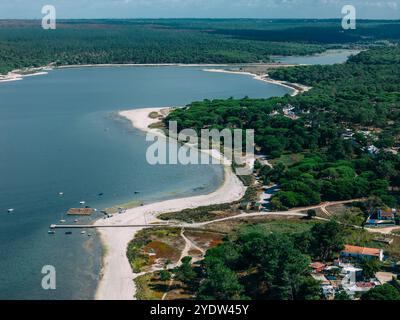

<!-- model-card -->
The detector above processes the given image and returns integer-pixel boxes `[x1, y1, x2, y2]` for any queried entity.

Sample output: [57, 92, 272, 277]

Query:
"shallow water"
[273, 49, 360, 65]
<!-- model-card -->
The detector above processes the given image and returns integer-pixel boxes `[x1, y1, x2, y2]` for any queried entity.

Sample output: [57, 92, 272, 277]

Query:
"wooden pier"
[50, 223, 177, 229]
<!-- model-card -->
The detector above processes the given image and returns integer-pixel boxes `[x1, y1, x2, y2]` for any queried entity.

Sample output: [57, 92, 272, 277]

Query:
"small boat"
[7, 208, 14, 213]
[48, 230, 56, 235]
[74, 219, 79, 223]
[81, 231, 86, 235]
[60, 219, 66, 223]
[65, 231, 72, 235]
[79, 201, 86, 205]
[87, 234, 92, 237]
[58, 192, 64, 196]
[134, 191, 140, 194]
[98, 193, 104, 196]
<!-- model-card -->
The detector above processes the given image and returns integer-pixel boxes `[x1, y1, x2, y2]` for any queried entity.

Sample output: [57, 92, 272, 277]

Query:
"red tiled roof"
[342, 245, 381, 257]
[356, 282, 375, 288]
[380, 212, 394, 217]
[310, 262, 326, 269]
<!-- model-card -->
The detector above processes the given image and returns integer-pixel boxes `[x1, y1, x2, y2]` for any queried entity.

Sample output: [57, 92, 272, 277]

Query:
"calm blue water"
[0, 66, 290, 300]
[273, 49, 360, 65]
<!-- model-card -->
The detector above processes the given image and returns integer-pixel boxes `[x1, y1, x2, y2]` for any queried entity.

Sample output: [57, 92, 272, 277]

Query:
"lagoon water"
[273, 49, 361, 65]
[0, 66, 291, 299]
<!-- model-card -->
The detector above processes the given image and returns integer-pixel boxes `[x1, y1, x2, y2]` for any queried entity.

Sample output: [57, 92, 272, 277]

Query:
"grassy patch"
[127, 227, 184, 273]
[342, 227, 400, 261]
[237, 175, 254, 187]
[329, 205, 366, 227]
[134, 273, 168, 300]
[148, 121, 165, 129]
[135, 271, 196, 300]
[241, 185, 260, 203]
[185, 229, 225, 251]
[205, 215, 320, 234]
[270, 153, 305, 167]
[243, 218, 320, 235]
[386, 237, 400, 261]
[149, 111, 161, 119]
[159, 203, 240, 223]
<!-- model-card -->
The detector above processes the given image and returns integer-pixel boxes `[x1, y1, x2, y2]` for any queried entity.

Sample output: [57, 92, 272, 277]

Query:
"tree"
[175, 256, 196, 283]
[197, 261, 245, 300]
[335, 290, 351, 300]
[239, 230, 319, 300]
[360, 258, 382, 280]
[361, 284, 400, 300]
[297, 277, 321, 300]
[159, 270, 171, 281]
[307, 209, 317, 220]
[310, 221, 345, 261]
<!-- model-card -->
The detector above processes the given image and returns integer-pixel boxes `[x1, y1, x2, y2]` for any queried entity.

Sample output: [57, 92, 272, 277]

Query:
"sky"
[0, 0, 399, 19]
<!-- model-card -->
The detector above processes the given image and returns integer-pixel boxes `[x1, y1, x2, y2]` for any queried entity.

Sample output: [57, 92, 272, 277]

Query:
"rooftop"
[342, 245, 381, 257]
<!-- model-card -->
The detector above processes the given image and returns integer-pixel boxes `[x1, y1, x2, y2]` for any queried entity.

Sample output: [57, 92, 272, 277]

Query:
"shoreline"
[0, 64, 311, 98]
[94, 107, 246, 300]
[0, 63, 268, 83]
[203, 68, 311, 96]
[0, 67, 51, 83]
[0, 62, 292, 85]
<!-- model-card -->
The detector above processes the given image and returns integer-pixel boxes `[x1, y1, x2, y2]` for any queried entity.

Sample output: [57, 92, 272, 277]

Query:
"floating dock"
[67, 208, 93, 216]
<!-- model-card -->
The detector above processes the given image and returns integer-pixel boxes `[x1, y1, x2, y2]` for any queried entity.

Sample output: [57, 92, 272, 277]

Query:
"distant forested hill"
[1, 19, 400, 74]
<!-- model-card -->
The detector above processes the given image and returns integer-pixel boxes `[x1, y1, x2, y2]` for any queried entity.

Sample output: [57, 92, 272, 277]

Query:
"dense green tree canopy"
[167, 47, 400, 209]
[193, 227, 322, 300]
[361, 284, 400, 300]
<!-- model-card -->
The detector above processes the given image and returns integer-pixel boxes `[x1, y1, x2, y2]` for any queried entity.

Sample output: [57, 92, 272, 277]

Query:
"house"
[341, 245, 384, 262]
[377, 208, 396, 220]
[322, 285, 336, 299]
[311, 273, 330, 285]
[364, 145, 379, 154]
[311, 273, 335, 299]
[310, 262, 326, 273]
[344, 282, 376, 297]
[282, 105, 300, 120]
[341, 265, 363, 285]
[342, 129, 354, 140]
[366, 208, 396, 227]
[269, 110, 279, 117]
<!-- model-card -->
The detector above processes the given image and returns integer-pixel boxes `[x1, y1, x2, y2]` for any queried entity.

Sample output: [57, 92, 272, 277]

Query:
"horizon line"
[0, 17, 399, 21]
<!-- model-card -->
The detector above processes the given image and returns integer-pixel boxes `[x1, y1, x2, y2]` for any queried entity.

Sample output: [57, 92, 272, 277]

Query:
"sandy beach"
[203, 68, 311, 96]
[95, 107, 246, 300]
[0, 69, 49, 83]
